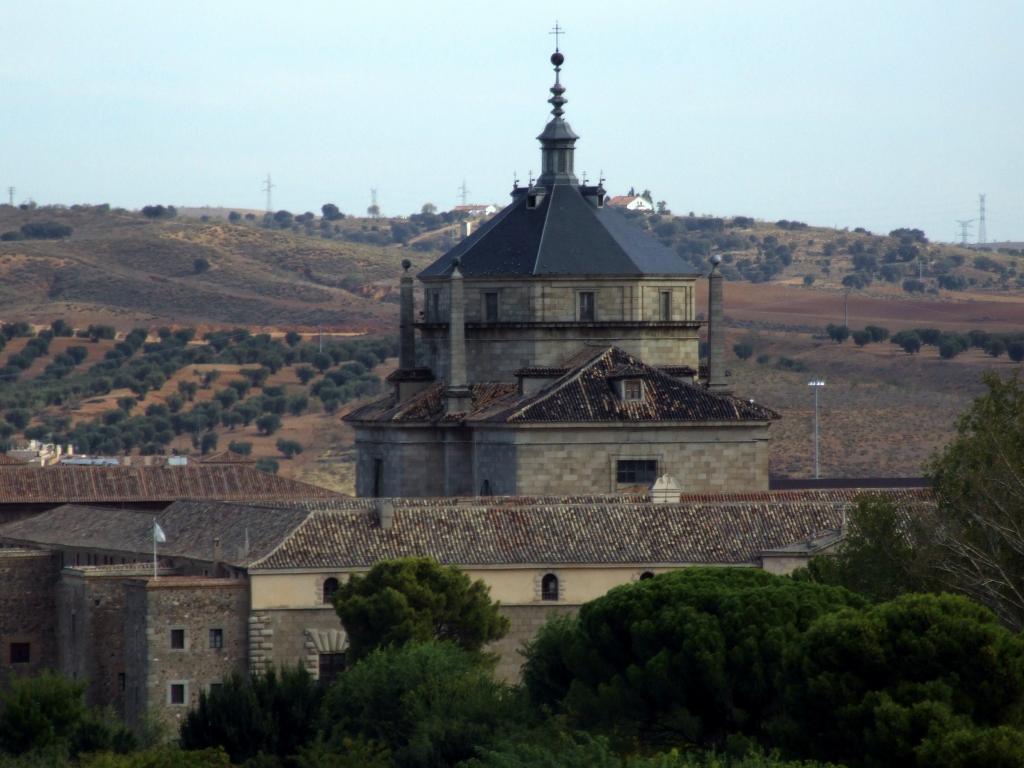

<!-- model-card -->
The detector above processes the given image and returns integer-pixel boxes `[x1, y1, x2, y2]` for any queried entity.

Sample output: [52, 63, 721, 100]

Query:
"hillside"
[0, 205, 445, 332]
[3, 202, 1024, 487]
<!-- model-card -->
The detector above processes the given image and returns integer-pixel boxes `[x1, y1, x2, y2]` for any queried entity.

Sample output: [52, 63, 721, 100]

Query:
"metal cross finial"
[550, 21, 565, 51]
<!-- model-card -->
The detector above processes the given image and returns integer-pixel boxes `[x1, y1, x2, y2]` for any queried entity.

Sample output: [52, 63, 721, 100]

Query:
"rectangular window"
[623, 380, 643, 401]
[118, 672, 126, 692]
[318, 653, 347, 686]
[660, 291, 671, 321]
[428, 291, 441, 321]
[578, 291, 595, 321]
[9, 642, 30, 664]
[169, 683, 186, 706]
[170, 628, 186, 650]
[484, 292, 499, 322]
[209, 629, 223, 650]
[616, 459, 658, 485]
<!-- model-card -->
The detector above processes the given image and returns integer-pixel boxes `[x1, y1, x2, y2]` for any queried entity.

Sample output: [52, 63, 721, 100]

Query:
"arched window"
[640, 571, 655, 581]
[541, 573, 559, 601]
[322, 577, 339, 604]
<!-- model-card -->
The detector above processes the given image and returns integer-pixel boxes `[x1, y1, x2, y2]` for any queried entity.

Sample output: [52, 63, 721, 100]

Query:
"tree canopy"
[333, 556, 509, 662]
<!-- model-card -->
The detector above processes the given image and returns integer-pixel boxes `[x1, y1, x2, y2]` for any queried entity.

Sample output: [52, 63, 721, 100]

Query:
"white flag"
[154, 521, 167, 544]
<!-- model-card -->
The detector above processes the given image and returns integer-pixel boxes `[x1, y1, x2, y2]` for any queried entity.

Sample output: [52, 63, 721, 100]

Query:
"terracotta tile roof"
[345, 383, 519, 424]
[0, 500, 311, 567]
[0, 464, 340, 504]
[0, 454, 27, 466]
[250, 488, 933, 570]
[347, 347, 776, 426]
[487, 347, 778, 424]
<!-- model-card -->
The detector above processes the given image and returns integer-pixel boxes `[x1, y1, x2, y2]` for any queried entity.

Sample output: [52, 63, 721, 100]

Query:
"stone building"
[346, 49, 777, 498]
[0, 488, 931, 714]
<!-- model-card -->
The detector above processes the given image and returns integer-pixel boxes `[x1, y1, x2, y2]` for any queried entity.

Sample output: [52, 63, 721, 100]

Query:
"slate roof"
[419, 185, 699, 279]
[346, 347, 777, 425]
[250, 488, 935, 570]
[0, 500, 311, 567]
[0, 464, 340, 504]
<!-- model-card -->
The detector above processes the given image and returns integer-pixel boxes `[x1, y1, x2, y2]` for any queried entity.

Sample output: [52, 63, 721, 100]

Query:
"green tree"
[4, 409, 31, 430]
[255, 457, 279, 474]
[81, 747, 232, 768]
[799, 495, 933, 601]
[928, 371, 1024, 629]
[287, 395, 308, 416]
[781, 594, 1024, 767]
[256, 414, 281, 435]
[295, 365, 316, 385]
[0, 672, 133, 757]
[521, 569, 862, 751]
[317, 642, 517, 768]
[276, 438, 303, 458]
[227, 440, 252, 455]
[865, 325, 890, 342]
[851, 330, 870, 347]
[825, 324, 849, 344]
[200, 432, 218, 455]
[180, 667, 322, 764]
[321, 203, 342, 221]
[733, 342, 754, 360]
[334, 557, 509, 662]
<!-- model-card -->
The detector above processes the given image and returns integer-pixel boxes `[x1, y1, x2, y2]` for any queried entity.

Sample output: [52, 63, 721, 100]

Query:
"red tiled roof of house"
[0, 454, 27, 466]
[0, 464, 340, 504]
[249, 488, 934, 570]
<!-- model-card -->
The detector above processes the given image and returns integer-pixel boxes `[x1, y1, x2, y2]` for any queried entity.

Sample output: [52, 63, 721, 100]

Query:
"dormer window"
[527, 194, 538, 209]
[622, 379, 643, 401]
[597, 194, 605, 208]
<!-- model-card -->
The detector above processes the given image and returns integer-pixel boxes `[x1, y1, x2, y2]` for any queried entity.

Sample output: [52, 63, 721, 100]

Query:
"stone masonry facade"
[0, 549, 58, 683]
[123, 578, 249, 733]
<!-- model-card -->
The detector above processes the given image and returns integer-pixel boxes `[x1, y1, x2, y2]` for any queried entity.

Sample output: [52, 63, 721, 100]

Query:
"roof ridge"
[532, 185, 556, 275]
[248, 506, 317, 568]
[504, 346, 613, 421]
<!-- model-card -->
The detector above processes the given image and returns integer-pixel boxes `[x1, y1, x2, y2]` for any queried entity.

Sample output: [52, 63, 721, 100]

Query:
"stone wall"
[252, 607, 347, 680]
[55, 567, 161, 713]
[0, 549, 58, 684]
[354, 426, 446, 497]
[473, 423, 771, 495]
[489, 604, 579, 681]
[123, 577, 249, 733]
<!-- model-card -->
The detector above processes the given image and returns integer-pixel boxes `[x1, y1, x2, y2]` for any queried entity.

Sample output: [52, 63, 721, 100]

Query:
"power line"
[457, 179, 469, 206]
[261, 174, 275, 213]
[978, 193, 987, 244]
[955, 219, 974, 246]
[6, 187, 13, 206]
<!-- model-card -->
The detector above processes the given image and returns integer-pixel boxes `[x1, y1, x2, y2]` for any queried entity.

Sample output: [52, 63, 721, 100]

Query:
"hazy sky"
[3, 0, 1022, 242]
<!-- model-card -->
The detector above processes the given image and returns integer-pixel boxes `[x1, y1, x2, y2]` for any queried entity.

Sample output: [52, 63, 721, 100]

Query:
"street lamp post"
[808, 380, 825, 479]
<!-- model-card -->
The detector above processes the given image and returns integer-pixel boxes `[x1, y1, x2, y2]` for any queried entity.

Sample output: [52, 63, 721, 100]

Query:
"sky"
[3, 0, 1023, 242]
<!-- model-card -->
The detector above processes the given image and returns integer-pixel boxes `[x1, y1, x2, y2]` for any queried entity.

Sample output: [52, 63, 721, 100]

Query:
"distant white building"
[607, 194, 654, 212]
[453, 203, 499, 217]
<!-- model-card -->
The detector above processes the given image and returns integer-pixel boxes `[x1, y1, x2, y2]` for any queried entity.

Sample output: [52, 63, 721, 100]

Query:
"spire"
[536, 34, 579, 187]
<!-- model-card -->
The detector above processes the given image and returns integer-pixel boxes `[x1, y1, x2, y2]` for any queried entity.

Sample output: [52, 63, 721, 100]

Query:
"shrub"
[825, 324, 849, 344]
[733, 342, 754, 360]
[852, 330, 870, 346]
[902, 279, 926, 293]
[276, 438, 303, 458]
[227, 441, 252, 456]
[255, 457, 278, 474]
[256, 414, 281, 435]
[20, 221, 73, 239]
[193, 257, 210, 274]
